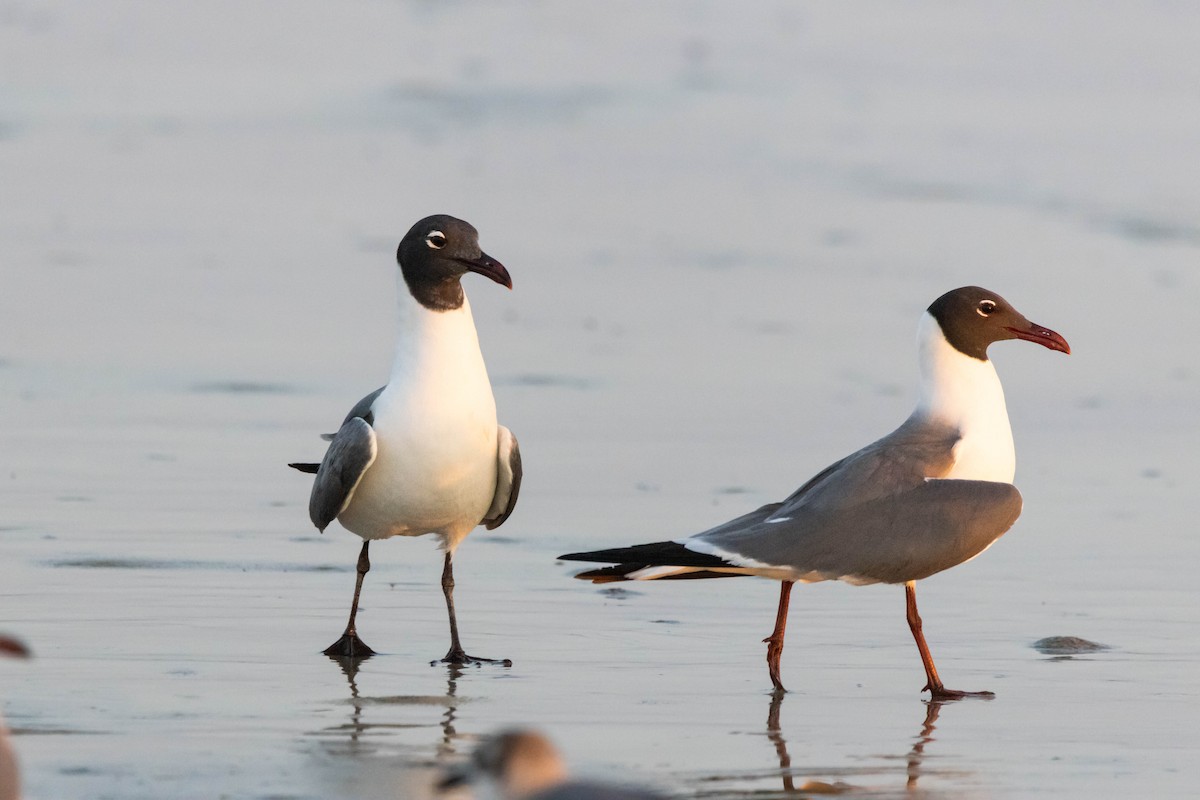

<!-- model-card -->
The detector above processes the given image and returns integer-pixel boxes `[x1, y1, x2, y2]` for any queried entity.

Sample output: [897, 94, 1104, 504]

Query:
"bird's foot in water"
[434, 647, 512, 667]
[323, 632, 377, 659]
[763, 634, 787, 693]
[924, 683, 994, 701]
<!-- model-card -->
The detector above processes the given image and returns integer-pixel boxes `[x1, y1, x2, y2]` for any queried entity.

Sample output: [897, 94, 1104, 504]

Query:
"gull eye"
[425, 230, 447, 249]
[976, 299, 997, 317]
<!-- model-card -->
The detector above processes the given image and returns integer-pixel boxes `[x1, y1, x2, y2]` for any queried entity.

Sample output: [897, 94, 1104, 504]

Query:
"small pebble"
[1032, 636, 1109, 655]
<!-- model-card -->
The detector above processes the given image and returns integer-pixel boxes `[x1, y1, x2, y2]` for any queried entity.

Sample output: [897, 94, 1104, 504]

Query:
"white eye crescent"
[976, 299, 997, 317]
[425, 230, 447, 249]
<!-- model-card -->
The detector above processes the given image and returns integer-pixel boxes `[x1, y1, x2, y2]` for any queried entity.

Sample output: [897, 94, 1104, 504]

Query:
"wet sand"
[2, 2, 1199, 798]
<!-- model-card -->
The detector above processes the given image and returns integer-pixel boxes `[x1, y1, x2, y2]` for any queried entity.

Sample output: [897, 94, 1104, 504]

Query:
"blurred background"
[2, 2, 1198, 798]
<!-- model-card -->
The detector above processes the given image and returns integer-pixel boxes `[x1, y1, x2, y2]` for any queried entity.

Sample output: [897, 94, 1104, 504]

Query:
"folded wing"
[483, 426, 522, 530]
[308, 417, 377, 532]
[561, 416, 1022, 585]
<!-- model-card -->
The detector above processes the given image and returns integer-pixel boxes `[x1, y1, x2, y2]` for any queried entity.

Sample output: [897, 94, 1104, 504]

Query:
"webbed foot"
[323, 632, 376, 659]
[434, 646, 511, 667]
[924, 683, 994, 701]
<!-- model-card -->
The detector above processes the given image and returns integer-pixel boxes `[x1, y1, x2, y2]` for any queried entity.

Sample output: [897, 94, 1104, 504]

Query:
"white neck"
[390, 273, 486, 382]
[914, 312, 1016, 482]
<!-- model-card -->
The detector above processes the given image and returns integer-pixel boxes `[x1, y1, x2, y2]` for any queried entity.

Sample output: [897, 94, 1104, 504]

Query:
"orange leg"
[763, 581, 795, 692]
[905, 581, 993, 700]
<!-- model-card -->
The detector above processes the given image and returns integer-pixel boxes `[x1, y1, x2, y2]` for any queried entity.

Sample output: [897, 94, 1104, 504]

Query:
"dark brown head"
[927, 286, 1070, 361]
[396, 214, 512, 312]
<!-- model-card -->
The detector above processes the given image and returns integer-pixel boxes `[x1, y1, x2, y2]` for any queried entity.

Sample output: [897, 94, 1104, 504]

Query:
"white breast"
[914, 312, 1016, 483]
[337, 286, 499, 543]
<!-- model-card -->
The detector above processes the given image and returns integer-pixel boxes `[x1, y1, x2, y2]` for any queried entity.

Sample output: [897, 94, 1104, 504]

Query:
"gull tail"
[288, 462, 320, 474]
[559, 541, 746, 583]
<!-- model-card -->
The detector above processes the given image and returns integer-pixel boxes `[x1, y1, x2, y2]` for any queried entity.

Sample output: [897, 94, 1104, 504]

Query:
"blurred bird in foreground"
[0, 635, 30, 800]
[438, 729, 665, 800]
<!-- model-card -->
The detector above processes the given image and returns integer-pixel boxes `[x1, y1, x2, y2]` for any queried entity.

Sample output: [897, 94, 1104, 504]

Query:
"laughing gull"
[290, 215, 522, 664]
[561, 287, 1069, 698]
[439, 729, 665, 800]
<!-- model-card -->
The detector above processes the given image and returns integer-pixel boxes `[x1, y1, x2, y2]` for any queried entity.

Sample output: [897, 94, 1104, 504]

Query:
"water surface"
[2, 2, 1198, 798]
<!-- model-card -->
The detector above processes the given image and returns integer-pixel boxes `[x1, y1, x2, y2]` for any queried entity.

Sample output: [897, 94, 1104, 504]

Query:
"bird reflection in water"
[765, 691, 795, 792]
[907, 701, 942, 791]
[325, 655, 469, 761]
[437, 664, 467, 761]
[764, 690, 854, 795]
[764, 691, 952, 795]
[329, 655, 368, 752]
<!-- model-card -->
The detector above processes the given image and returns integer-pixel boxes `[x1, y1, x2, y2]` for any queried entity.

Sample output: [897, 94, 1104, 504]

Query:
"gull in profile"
[562, 287, 1069, 698]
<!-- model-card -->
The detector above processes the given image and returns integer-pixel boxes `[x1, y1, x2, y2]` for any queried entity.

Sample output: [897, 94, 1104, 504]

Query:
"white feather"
[336, 276, 499, 548]
[673, 539, 795, 580]
[913, 312, 1016, 483]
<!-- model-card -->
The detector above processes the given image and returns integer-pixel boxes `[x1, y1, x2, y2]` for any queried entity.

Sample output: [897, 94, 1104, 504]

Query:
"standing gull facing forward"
[291, 215, 521, 664]
[561, 287, 1069, 698]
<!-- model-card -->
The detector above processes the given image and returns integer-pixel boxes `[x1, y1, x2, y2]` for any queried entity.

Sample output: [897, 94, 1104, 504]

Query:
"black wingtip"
[558, 541, 731, 568]
[288, 462, 320, 474]
[569, 563, 748, 584]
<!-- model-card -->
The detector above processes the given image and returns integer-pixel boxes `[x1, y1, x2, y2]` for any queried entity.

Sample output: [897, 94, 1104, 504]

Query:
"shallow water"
[3, 2, 1199, 798]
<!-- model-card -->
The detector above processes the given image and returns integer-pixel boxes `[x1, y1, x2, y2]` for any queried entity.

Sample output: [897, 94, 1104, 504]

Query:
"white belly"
[338, 382, 498, 541]
[335, 292, 500, 543]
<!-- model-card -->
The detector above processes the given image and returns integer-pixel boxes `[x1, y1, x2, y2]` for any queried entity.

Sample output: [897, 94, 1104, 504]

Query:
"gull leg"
[763, 581, 794, 692]
[905, 581, 992, 700]
[324, 541, 377, 658]
[438, 551, 511, 667]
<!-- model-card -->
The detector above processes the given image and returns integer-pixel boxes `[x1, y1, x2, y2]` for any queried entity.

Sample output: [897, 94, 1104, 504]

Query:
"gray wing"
[697, 479, 1022, 584]
[689, 414, 1022, 583]
[776, 414, 960, 514]
[672, 502, 783, 542]
[693, 415, 958, 546]
[309, 417, 377, 532]
[320, 386, 385, 440]
[341, 386, 384, 426]
[483, 426, 522, 530]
